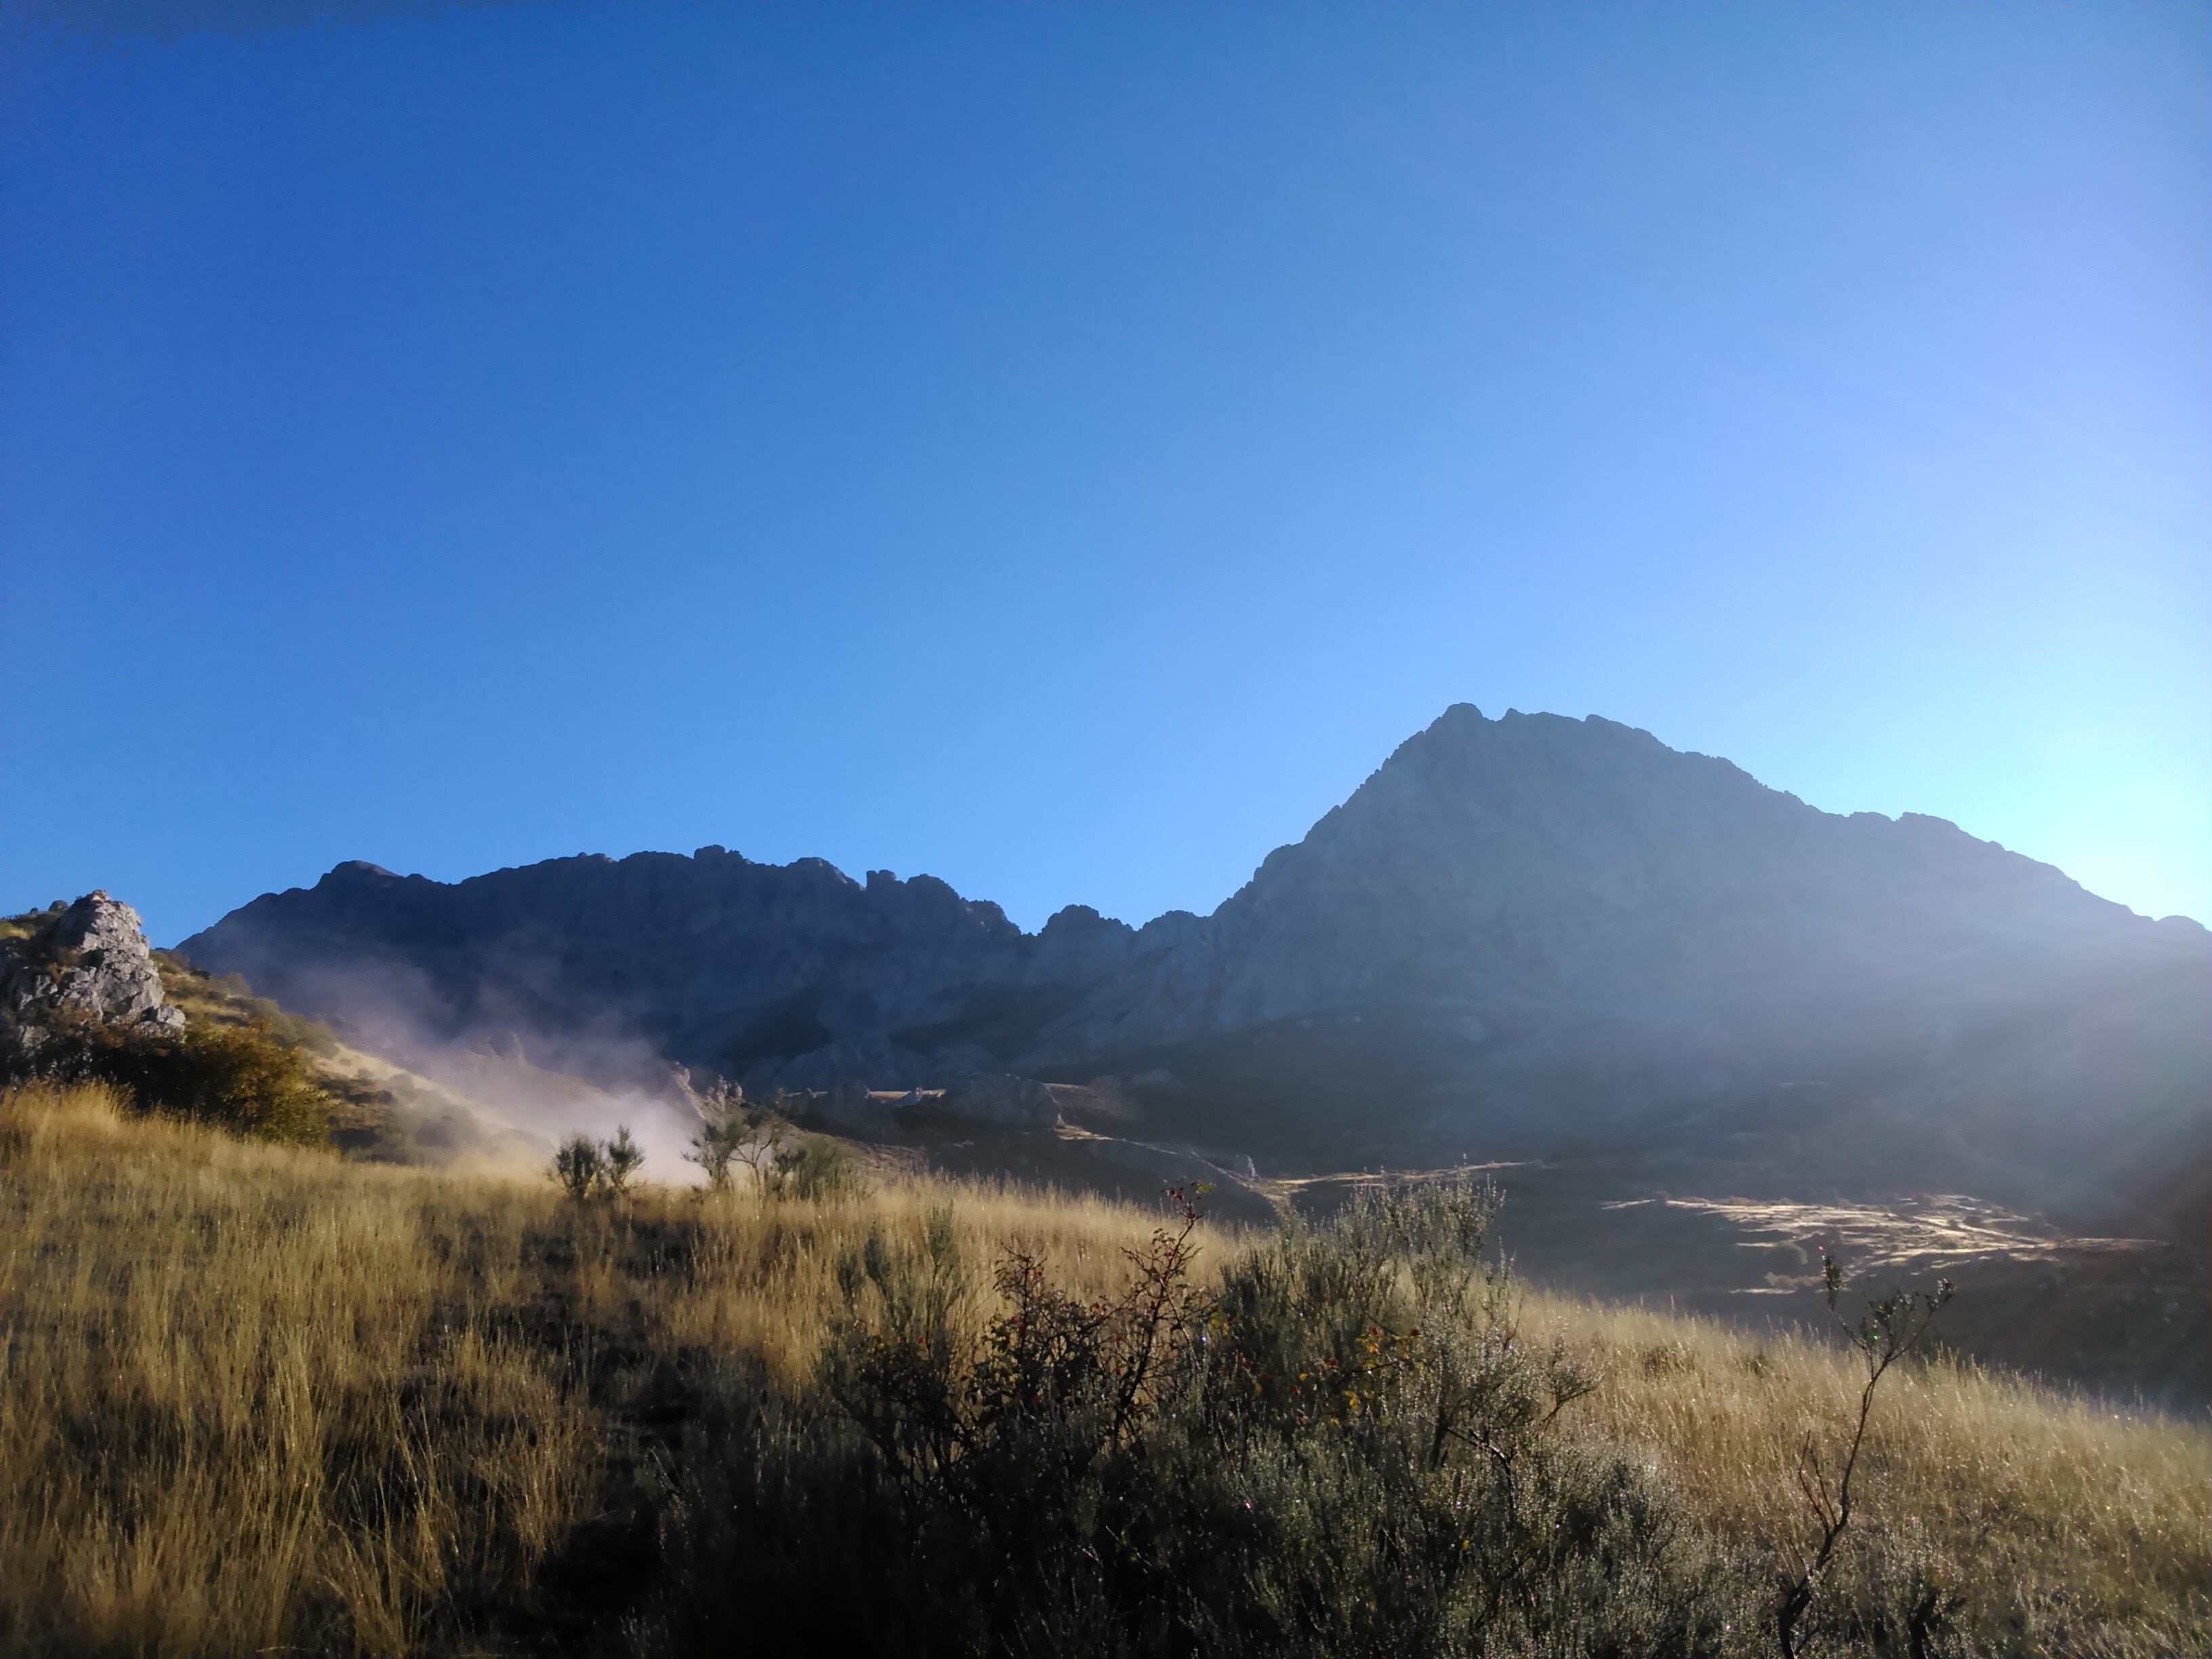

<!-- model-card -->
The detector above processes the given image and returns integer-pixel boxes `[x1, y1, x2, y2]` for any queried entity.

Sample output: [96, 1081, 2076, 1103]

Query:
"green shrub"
[651, 1181, 1754, 1657]
[155, 1021, 333, 1145]
[5, 1012, 332, 1145]
[762, 1137, 865, 1202]
[687, 1080, 793, 1193]
[552, 1132, 606, 1200]
[550, 1126, 649, 1200]
[602, 1126, 644, 1195]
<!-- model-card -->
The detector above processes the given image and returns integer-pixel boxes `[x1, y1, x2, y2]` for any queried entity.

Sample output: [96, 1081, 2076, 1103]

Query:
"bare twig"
[1774, 1252, 1953, 1658]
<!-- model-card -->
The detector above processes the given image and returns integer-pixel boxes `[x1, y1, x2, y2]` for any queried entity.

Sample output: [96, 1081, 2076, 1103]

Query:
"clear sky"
[3, 0, 2207, 944]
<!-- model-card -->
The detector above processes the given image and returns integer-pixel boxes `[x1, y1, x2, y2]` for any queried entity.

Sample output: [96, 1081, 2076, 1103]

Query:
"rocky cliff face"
[1105, 706, 2167, 1038]
[178, 846, 1182, 1095]
[1025, 709, 2205, 1078]
[177, 707, 2209, 1221]
[3, 892, 186, 1066]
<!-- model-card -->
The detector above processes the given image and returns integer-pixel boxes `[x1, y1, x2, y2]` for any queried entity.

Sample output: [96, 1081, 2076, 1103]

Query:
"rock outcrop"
[3, 892, 186, 1066]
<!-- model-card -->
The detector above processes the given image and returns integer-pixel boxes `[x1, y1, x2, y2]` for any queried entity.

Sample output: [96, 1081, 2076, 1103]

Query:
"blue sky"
[3, 0, 2207, 942]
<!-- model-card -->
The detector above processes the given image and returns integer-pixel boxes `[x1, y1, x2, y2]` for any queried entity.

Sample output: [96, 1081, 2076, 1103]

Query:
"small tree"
[1773, 1252, 1954, 1659]
[687, 1079, 743, 1191]
[729, 1106, 794, 1187]
[687, 1079, 792, 1193]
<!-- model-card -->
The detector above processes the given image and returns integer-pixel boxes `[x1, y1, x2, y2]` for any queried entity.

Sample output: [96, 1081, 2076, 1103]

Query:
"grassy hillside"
[149, 949, 514, 1163]
[5, 899, 510, 1166]
[1, 1082, 2203, 1658]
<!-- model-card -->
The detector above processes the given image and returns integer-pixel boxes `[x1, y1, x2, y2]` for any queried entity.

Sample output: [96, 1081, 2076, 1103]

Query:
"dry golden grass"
[2, 1081, 2204, 1656]
[0, 1084, 1229, 1655]
[1, 1083, 596, 1655]
[1528, 1296, 2209, 1652]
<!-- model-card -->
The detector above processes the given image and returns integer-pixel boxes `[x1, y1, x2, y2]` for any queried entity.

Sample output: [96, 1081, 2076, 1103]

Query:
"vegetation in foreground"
[2, 1082, 2205, 1658]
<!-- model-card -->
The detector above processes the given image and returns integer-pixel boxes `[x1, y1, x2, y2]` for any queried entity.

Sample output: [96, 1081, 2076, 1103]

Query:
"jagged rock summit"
[1048, 703, 2200, 1046]
[3, 891, 186, 1065]
[178, 706, 2209, 1222]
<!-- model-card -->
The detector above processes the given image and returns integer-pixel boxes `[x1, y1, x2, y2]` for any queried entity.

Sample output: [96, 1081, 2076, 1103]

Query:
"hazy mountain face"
[180, 707, 2209, 1226]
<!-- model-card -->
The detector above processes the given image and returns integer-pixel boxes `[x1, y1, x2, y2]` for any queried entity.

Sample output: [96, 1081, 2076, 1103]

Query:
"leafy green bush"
[152, 1021, 335, 1145]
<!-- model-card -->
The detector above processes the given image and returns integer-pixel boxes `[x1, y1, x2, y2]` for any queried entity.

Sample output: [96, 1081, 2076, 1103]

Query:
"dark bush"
[648, 1180, 1756, 1658]
[762, 1136, 865, 1202]
[552, 1132, 607, 1200]
[550, 1126, 647, 1200]
[602, 1125, 645, 1195]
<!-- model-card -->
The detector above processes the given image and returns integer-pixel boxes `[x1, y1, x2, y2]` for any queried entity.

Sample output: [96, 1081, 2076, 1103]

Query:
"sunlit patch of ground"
[1251, 1163, 2205, 1405]
[1604, 1193, 2168, 1291]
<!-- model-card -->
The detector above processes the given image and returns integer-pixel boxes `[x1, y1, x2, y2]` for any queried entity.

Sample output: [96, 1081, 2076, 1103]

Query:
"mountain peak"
[323, 860, 400, 884]
[173, 707, 2205, 1214]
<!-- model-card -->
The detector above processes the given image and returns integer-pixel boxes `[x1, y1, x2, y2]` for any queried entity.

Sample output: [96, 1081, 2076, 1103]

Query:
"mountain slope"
[1015, 710, 2208, 1216]
[178, 849, 1155, 1093]
[179, 706, 2210, 1229]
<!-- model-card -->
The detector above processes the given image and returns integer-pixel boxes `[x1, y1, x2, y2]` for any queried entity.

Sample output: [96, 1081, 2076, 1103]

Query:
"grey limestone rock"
[3, 892, 186, 1063]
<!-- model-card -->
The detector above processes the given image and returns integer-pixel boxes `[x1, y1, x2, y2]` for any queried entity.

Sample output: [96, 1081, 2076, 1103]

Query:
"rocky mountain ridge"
[178, 706, 2210, 1230]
